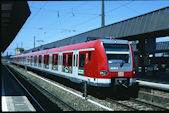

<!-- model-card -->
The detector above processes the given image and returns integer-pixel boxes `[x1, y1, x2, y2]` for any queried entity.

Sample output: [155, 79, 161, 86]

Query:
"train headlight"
[133, 70, 136, 75]
[100, 71, 108, 76]
[133, 68, 136, 75]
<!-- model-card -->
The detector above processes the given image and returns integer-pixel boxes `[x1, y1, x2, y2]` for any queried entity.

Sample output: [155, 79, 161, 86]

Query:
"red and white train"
[10, 39, 137, 88]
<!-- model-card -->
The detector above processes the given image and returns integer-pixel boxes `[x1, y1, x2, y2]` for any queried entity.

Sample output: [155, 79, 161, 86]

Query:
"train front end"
[97, 39, 137, 89]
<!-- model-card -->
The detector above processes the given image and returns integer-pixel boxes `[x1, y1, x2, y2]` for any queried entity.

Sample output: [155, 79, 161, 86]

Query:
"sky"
[3, 0, 169, 56]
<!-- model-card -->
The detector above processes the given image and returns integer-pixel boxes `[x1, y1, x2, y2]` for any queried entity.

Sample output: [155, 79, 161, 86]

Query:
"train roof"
[10, 39, 129, 58]
[10, 39, 101, 58]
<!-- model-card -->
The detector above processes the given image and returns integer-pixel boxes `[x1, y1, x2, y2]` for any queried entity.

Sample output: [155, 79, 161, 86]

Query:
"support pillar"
[137, 39, 146, 75]
[146, 38, 156, 76]
[82, 81, 88, 100]
[25, 65, 27, 71]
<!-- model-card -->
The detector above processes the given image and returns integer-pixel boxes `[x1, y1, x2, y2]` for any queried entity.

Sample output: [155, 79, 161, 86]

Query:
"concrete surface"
[1, 64, 35, 111]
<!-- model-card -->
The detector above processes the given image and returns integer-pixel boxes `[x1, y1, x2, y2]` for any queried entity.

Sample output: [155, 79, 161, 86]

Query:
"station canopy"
[1, 1, 31, 53]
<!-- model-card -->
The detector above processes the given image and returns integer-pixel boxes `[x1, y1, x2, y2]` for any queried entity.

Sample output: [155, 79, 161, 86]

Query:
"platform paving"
[1, 64, 36, 111]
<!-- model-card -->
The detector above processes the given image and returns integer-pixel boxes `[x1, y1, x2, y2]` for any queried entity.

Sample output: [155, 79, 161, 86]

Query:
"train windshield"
[103, 43, 130, 67]
[106, 54, 129, 65]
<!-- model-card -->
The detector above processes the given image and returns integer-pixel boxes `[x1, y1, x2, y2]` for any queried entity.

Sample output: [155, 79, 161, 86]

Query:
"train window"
[68, 55, 72, 66]
[44, 56, 45, 64]
[31, 56, 33, 66]
[63, 55, 66, 66]
[62, 53, 73, 73]
[52, 55, 54, 64]
[106, 54, 129, 64]
[55, 55, 58, 65]
[79, 54, 85, 68]
[89, 51, 91, 61]
[47, 56, 49, 64]
[73, 55, 75, 66]
[38, 55, 42, 67]
[34, 56, 37, 66]
[52, 54, 58, 70]
[62, 54, 66, 72]
[76, 54, 78, 67]
[44, 55, 49, 69]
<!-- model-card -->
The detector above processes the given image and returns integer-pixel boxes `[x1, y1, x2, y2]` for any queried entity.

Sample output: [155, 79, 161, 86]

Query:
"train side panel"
[84, 51, 98, 78]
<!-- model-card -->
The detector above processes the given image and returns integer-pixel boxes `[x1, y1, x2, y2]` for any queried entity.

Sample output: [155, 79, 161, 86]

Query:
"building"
[15, 48, 24, 55]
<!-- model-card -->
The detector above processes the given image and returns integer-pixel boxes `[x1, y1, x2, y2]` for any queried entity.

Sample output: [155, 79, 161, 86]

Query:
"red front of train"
[83, 39, 136, 88]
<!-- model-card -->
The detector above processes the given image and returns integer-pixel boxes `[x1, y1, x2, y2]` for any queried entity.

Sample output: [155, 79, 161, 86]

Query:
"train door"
[73, 51, 79, 76]
[78, 51, 87, 76]
[38, 55, 42, 68]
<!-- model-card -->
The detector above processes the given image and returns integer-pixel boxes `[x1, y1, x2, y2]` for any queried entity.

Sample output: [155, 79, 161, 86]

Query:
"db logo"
[118, 72, 124, 77]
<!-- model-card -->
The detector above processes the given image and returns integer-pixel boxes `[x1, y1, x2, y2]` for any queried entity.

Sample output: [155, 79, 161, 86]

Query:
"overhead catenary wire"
[70, 0, 134, 30]
[32, 1, 136, 37]
[19, 1, 136, 38]
[124, 5, 140, 14]
[105, 0, 134, 14]
[46, 2, 89, 33]
[26, 2, 48, 25]
[30, 1, 88, 13]
[14, 1, 136, 37]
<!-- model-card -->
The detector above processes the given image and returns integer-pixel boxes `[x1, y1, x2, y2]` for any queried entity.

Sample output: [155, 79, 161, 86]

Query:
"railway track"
[4, 64, 78, 111]
[106, 97, 167, 111]
[106, 98, 137, 111]
[130, 98, 167, 111]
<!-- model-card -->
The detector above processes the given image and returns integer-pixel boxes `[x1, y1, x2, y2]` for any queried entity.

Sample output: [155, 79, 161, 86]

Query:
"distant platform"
[136, 71, 169, 85]
[136, 79, 169, 92]
[136, 70, 169, 91]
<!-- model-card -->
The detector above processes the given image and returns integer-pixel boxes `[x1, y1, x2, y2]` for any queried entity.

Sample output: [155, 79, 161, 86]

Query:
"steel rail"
[130, 98, 168, 111]
[107, 97, 168, 111]
[4, 65, 45, 112]
[24, 75, 78, 111]
[106, 98, 138, 111]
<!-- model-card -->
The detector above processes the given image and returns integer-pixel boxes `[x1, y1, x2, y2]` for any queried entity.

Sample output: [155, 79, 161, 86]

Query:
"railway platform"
[1, 64, 36, 112]
[136, 70, 169, 92]
[136, 79, 169, 91]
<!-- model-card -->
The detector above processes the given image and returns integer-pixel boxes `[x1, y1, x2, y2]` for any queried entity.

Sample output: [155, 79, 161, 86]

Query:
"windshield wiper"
[120, 62, 125, 67]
